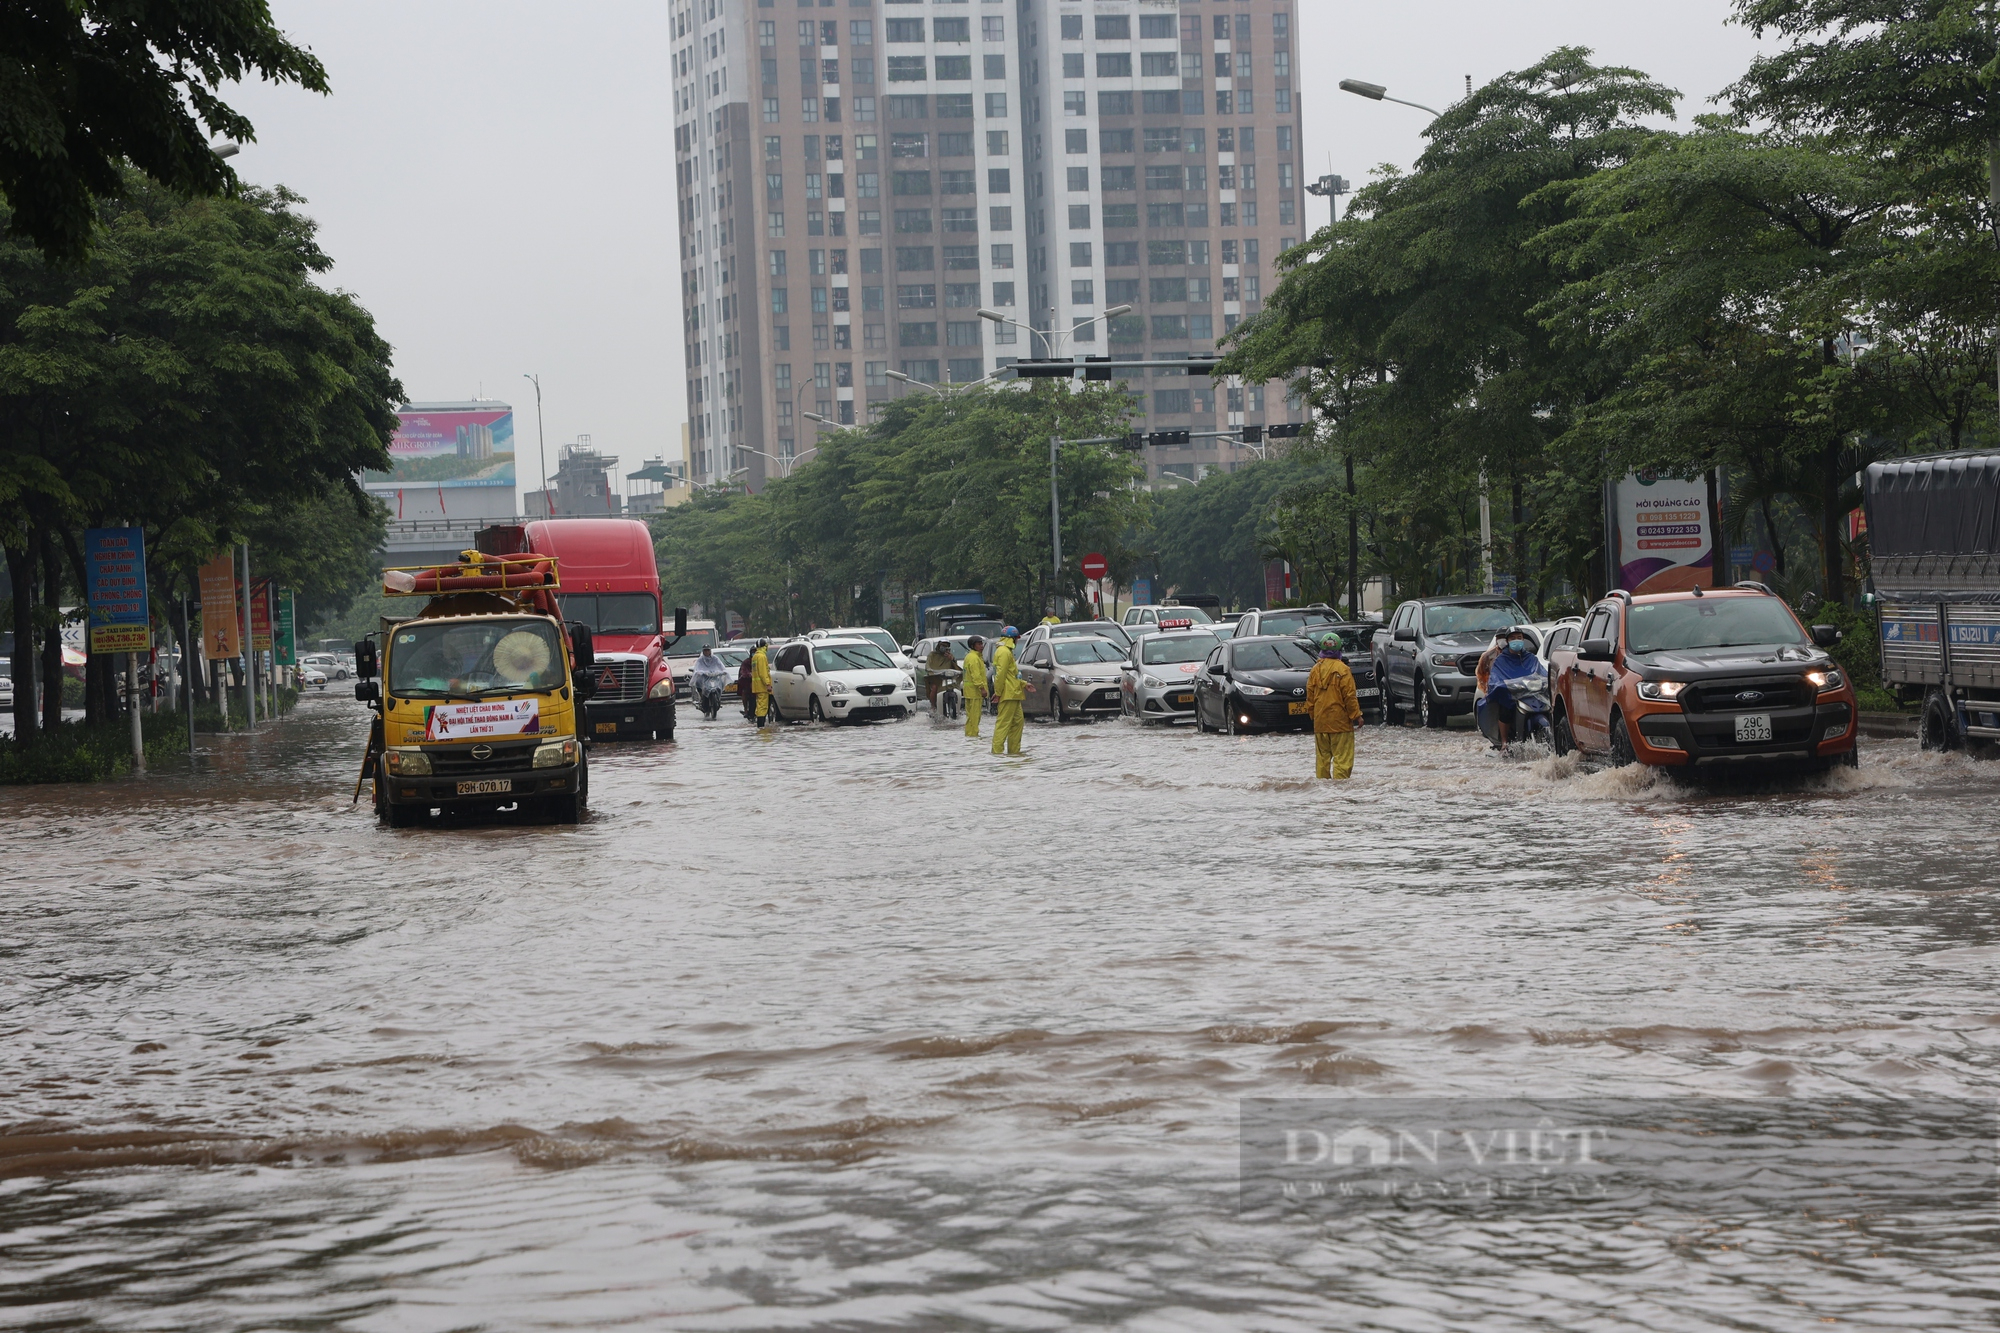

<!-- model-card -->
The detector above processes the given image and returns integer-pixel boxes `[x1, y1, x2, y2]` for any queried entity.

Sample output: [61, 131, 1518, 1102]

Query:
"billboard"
[84, 526, 150, 654]
[367, 403, 516, 489]
[1613, 472, 1714, 594]
[251, 581, 273, 652]
[275, 591, 296, 667]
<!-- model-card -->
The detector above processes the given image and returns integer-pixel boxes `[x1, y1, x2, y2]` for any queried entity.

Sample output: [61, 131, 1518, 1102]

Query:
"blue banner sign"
[84, 526, 150, 653]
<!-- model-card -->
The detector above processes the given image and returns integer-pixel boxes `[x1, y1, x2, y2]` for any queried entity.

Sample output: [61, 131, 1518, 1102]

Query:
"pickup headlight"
[1637, 680, 1687, 700]
[826, 680, 851, 696]
[1806, 667, 1844, 692]
[1236, 683, 1275, 696]
[384, 748, 431, 776]
[533, 738, 580, 768]
[1429, 653, 1461, 667]
[649, 678, 674, 698]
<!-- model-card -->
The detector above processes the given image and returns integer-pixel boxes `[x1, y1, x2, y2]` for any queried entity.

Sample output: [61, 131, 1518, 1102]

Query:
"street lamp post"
[522, 373, 552, 516]
[975, 304, 1135, 608]
[1339, 77, 1492, 595]
[977, 302, 1133, 358]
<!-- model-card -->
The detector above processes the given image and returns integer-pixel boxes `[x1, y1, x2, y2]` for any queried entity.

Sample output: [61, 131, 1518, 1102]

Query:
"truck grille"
[590, 657, 649, 702]
[428, 740, 539, 774]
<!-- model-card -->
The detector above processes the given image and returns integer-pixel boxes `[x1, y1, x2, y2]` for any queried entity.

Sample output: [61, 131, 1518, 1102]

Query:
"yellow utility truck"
[354, 551, 595, 826]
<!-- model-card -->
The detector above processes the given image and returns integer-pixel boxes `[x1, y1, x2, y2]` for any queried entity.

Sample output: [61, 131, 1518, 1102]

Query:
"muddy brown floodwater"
[4, 693, 2000, 1330]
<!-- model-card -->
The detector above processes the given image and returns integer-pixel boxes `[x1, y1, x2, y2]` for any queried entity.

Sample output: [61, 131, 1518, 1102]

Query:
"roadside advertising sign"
[84, 527, 150, 653]
[199, 552, 241, 660]
[251, 581, 273, 652]
[1613, 471, 1715, 594]
[274, 591, 297, 667]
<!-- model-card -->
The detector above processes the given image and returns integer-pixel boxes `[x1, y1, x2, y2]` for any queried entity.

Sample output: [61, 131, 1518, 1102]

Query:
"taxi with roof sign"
[1119, 622, 1221, 724]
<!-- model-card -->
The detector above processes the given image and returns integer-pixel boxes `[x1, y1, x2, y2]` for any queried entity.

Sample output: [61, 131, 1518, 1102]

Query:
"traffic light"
[1267, 423, 1305, 439]
[1241, 425, 1264, 444]
[1117, 433, 1145, 451]
[1147, 430, 1191, 447]
[1082, 356, 1113, 381]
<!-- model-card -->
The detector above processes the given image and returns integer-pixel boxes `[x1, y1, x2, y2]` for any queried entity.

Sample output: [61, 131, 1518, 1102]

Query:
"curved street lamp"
[1337, 79, 1442, 118]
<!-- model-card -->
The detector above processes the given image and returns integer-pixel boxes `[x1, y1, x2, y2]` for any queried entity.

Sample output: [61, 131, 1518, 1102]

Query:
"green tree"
[0, 0, 328, 263]
[0, 173, 399, 736]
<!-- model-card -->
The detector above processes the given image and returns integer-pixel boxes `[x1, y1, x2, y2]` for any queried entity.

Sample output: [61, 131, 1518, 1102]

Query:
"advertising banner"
[199, 553, 241, 661]
[274, 591, 296, 667]
[422, 698, 541, 741]
[367, 405, 516, 490]
[250, 581, 273, 652]
[84, 526, 150, 653]
[1613, 472, 1714, 594]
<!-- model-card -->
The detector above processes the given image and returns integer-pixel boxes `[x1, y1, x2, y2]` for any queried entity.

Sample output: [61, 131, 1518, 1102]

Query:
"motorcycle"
[1476, 671, 1554, 753]
[694, 677, 726, 720]
[931, 668, 963, 722]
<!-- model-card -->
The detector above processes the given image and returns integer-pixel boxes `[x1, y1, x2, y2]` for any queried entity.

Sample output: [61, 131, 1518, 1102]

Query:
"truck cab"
[358, 552, 591, 825]
[506, 519, 678, 742]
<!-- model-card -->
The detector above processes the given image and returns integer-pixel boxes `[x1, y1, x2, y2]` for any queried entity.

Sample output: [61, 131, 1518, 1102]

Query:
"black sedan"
[1193, 635, 1323, 734]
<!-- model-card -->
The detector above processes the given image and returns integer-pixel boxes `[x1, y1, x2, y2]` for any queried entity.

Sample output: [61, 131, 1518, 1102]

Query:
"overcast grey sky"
[229, 1, 1769, 511]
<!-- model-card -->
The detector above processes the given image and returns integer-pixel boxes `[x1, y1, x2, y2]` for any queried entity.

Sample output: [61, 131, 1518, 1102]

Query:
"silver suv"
[1377, 595, 1531, 728]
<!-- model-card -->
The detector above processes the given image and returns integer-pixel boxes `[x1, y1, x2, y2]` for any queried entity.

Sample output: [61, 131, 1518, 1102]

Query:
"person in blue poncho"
[1480, 628, 1543, 750]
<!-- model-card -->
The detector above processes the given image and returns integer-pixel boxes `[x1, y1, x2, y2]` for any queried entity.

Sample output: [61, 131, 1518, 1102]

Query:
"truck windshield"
[1626, 599, 1808, 654]
[1424, 602, 1528, 635]
[388, 619, 566, 698]
[558, 593, 660, 635]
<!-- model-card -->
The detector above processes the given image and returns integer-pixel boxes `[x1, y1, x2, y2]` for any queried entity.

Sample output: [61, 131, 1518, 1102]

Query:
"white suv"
[770, 638, 916, 724]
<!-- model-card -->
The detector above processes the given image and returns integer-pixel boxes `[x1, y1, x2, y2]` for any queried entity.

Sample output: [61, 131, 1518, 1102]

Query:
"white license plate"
[1734, 713, 1772, 743]
[457, 779, 513, 795]
[1355, 687, 1379, 697]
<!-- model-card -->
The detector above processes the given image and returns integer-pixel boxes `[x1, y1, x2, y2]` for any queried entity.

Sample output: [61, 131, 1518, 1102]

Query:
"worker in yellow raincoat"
[750, 638, 773, 728]
[989, 626, 1025, 755]
[1305, 633, 1363, 778]
[961, 635, 989, 738]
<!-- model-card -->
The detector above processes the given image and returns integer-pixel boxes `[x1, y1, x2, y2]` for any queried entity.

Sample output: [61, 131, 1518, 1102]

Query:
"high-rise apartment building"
[671, 0, 1304, 491]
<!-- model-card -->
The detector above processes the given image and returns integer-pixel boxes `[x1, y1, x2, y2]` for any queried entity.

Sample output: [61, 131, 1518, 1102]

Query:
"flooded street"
[6, 694, 2000, 1330]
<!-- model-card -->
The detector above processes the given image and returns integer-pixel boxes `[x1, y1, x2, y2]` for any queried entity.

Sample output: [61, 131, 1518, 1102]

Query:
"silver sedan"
[1018, 635, 1127, 722]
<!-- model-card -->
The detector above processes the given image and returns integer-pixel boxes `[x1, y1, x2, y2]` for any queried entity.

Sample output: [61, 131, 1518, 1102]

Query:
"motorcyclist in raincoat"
[961, 635, 989, 738]
[989, 627, 1025, 755]
[750, 639, 773, 727]
[1481, 628, 1541, 750]
[689, 647, 731, 714]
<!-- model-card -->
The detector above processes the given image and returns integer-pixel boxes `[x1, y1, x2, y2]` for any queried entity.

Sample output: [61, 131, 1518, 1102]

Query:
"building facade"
[671, 0, 1306, 491]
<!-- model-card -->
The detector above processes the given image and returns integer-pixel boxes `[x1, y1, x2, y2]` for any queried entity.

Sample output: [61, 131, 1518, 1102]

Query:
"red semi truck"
[477, 519, 681, 741]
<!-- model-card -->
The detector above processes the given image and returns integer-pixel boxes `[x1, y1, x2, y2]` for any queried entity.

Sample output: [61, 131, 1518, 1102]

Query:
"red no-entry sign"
[1080, 552, 1108, 580]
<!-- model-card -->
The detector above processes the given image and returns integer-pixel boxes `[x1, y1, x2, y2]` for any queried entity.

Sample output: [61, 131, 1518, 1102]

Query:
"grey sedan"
[1018, 635, 1127, 722]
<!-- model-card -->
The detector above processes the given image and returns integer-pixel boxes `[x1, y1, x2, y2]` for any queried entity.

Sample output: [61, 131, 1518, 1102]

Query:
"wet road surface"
[5, 694, 2000, 1329]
